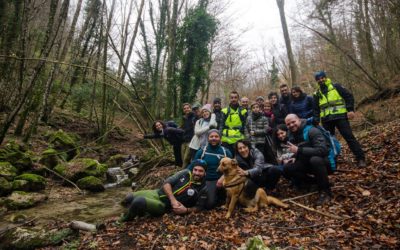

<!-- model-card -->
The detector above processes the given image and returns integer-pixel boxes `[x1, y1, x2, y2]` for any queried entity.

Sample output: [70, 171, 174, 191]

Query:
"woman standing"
[288, 86, 314, 119]
[189, 104, 217, 159]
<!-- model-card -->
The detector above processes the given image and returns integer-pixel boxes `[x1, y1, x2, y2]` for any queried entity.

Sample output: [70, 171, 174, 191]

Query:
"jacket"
[188, 143, 233, 181]
[289, 93, 314, 119]
[272, 103, 288, 126]
[220, 105, 247, 144]
[313, 79, 354, 122]
[181, 112, 196, 143]
[235, 147, 273, 179]
[288, 120, 329, 160]
[245, 112, 270, 146]
[189, 114, 217, 150]
[158, 169, 207, 210]
[144, 127, 184, 146]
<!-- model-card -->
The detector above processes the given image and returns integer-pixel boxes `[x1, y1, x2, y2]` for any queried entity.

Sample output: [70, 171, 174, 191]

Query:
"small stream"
[0, 186, 132, 230]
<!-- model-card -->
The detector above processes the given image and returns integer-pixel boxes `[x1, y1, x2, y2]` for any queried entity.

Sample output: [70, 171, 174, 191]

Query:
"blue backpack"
[303, 124, 341, 172]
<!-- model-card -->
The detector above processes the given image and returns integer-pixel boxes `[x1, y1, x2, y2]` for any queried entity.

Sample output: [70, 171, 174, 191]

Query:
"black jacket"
[181, 112, 196, 143]
[144, 127, 184, 146]
[158, 169, 207, 210]
[313, 83, 355, 122]
[288, 120, 329, 160]
[272, 103, 288, 126]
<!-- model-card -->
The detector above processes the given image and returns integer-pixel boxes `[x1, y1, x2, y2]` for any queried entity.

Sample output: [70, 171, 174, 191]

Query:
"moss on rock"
[0, 177, 12, 196]
[54, 158, 107, 182]
[14, 174, 46, 191]
[0, 227, 74, 249]
[76, 176, 105, 192]
[46, 130, 80, 160]
[0, 141, 33, 171]
[4, 191, 47, 210]
[106, 154, 128, 168]
[39, 148, 66, 168]
[0, 162, 18, 181]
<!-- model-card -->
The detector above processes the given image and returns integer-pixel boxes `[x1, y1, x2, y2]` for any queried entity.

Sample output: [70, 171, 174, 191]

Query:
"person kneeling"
[283, 114, 332, 205]
[120, 160, 208, 221]
[234, 140, 282, 193]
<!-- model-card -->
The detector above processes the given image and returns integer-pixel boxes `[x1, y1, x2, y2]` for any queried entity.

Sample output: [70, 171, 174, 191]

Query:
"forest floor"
[70, 117, 400, 249]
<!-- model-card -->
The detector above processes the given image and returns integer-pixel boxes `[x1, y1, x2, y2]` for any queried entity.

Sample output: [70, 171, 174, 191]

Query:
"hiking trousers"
[122, 190, 166, 220]
[322, 118, 365, 160]
[283, 156, 331, 191]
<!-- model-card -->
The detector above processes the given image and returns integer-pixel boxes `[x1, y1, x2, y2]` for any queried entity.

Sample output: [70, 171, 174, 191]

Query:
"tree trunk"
[276, 0, 297, 86]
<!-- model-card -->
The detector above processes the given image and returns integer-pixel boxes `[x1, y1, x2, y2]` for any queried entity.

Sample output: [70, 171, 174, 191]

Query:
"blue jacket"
[187, 143, 232, 181]
[289, 93, 314, 119]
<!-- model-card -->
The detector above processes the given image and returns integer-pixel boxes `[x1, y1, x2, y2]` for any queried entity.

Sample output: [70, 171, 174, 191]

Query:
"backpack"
[165, 120, 179, 128]
[303, 124, 341, 172]
[200, 145, 227, 160]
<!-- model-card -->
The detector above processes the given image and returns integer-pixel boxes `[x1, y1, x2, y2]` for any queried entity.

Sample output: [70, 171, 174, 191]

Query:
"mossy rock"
[54, 158, 107, 182]
[4, 191, 47, 210]
[14, 174, 46, 191]
[76, 176, 105, 192]
[46, 130, 80, 160]
[106, 154, 128, 168]
[0, 227, 74, 250]
[242, 235, 269, 250]
[39, 148, 66, 168]
[0, 177, 12, 196]
[0, 141, 33, 171]
[0, 162, 18, 181]
[12, 180, 30, 192]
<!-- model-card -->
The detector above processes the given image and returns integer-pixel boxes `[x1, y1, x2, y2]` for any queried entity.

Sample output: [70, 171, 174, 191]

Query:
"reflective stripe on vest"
[221, 107, 246, 144]
[318, 79, 347, 118]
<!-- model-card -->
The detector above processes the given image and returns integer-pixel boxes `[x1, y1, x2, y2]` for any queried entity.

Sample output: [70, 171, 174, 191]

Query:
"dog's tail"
[259, 190, 289, 208]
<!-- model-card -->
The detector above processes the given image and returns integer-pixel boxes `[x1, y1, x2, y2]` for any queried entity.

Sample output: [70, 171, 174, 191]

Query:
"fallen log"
[69, 221, 105, 232]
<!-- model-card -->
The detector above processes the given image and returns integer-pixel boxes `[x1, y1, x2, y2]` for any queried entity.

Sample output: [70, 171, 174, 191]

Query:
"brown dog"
[217, 157, 288, 218]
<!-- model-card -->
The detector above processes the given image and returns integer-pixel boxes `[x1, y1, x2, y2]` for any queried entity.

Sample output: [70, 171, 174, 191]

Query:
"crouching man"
[283, 114, 332, 205]
[120, 159, 208, 221]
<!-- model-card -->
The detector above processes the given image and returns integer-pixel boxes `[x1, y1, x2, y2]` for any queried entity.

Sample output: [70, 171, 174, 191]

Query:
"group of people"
[123, 71, 366, 221]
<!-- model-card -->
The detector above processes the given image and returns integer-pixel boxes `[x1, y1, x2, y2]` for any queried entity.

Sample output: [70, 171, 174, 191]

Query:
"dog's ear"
[231, 159, 238, 167]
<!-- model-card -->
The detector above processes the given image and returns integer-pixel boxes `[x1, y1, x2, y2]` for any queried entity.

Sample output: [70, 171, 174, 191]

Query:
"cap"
[314, 71, 326, 81]
[191, 159, 208, 171]
[213, 97, 221, 104]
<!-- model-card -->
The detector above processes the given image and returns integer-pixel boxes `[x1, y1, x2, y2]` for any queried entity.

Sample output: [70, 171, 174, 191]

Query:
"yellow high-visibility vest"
[221, 106, 247, 144]
[317, 78, 348, 118]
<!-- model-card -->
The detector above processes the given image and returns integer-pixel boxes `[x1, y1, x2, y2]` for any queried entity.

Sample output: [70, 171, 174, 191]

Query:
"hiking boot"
[316, 191, 332, 206]
[357, 159, 367, 168]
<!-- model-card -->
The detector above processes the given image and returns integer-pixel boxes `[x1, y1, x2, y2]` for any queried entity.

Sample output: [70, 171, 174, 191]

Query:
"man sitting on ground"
[120, 159, 208, 221]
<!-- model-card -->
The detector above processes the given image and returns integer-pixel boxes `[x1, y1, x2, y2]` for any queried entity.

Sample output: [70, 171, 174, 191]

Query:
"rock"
[14, 174, 46, 191]
[239, 235, 269, 250]
[128, 167, 139, 179]
[46, 129, 79, 160]
[9, 213, 28, 223]
[0, 177, 12, 196]
[0, 141, 33, 171]
[0, 227, 74, 249]
[54, 158, 107, 182]
[0, 206, 7, 216]
[0, 162, 18, 181]
[4, 191, 47, 210]
[76, 176, 105, 192]
[106, 154, 128, 168]
[39, 148, 66, 168]
[106, 167, 125, 182]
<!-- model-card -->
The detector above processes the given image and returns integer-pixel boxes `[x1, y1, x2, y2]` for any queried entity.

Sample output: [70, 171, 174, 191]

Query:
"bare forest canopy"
[0, 0, 399, 145]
